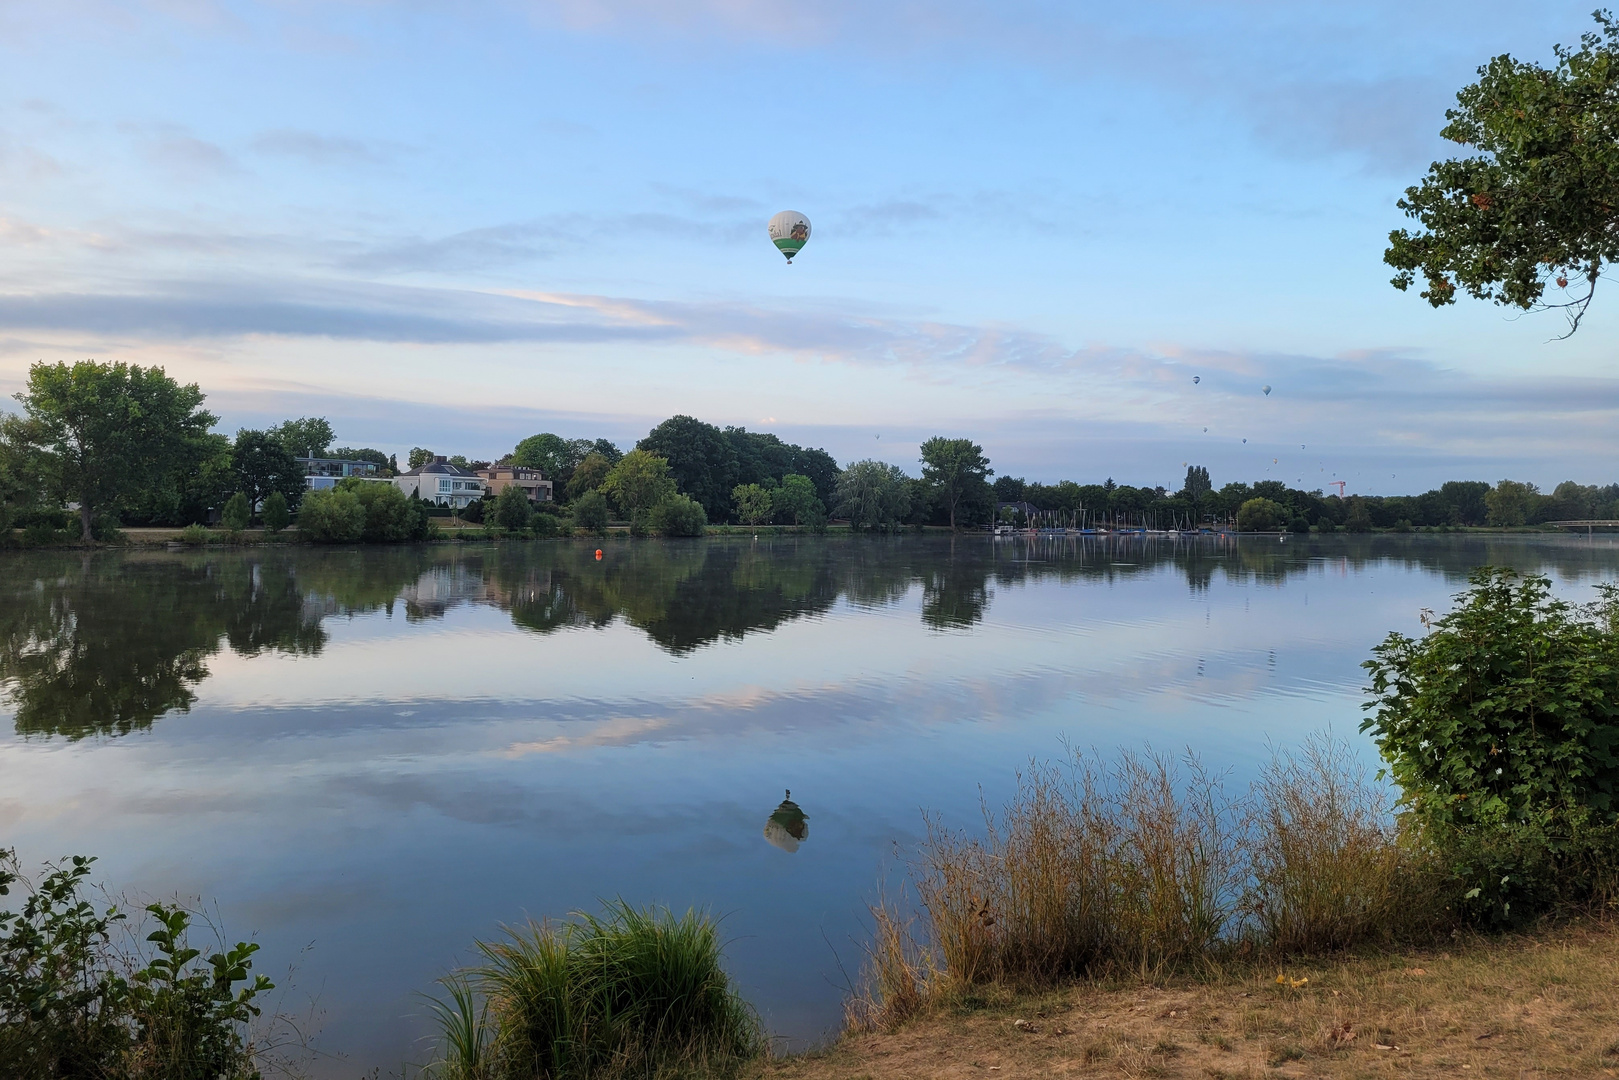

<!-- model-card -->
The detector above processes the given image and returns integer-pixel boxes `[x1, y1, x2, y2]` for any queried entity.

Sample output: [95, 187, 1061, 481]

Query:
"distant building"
[393, 456, 487, 509]
[295, 457, 383, 491]
[477, 464, 554, 504]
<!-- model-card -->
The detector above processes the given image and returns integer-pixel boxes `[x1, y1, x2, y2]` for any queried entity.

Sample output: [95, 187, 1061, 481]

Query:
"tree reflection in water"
[2, 534, 1603, 740]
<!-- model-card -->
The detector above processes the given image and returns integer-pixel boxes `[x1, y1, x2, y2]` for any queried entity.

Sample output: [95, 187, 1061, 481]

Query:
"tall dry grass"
[854, 736, 1444, 1027]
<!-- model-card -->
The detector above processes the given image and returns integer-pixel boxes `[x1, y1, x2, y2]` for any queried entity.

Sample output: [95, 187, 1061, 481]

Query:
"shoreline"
[760, 919, 1619, 1080]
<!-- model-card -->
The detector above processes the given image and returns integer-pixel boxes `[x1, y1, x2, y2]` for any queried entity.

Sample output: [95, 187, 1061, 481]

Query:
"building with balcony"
[477, 464, 554, 504]
[393, 456, 487, 509]
[295, 457, 383, 491]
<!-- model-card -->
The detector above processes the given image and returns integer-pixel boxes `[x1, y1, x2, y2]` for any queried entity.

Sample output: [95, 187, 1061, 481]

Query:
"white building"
[393, 456, 487, 509]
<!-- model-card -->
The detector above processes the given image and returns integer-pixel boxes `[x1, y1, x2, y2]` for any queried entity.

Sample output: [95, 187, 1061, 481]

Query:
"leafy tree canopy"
[232, 430, 305, 511]
[10, 360, 216, 540]
[273, 416, 334, 458]
[1385, 12, 1619, 334]
[919, 436, 993, 530]
[408, 447, 433, 469]
[835, 459, 913, 532]
[602, 449, 678, 517]
[639, 416, 738, 522]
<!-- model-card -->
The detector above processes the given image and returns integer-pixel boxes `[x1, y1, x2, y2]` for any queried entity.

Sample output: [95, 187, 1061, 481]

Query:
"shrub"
[491, 484, 533, 532]
[1236, 497, 1283, 532]
[179, 523, 211, 546]
[731, 483, 773, 526]
[429, 902, 763, 1080]
[296, 488, 365, 543]
[221, 492, 250, 532]
[1363, 568, 1619, 921]
[0, 849, 273, 1080]
[261, 491, 290, 534]
[459, 497, 485, 524]
[333, 479, 431, 542]
[649, 495, 708, 537]
[571, 490, 609, 535]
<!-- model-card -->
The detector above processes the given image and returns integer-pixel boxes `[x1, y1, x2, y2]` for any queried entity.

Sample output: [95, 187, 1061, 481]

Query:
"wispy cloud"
[251, 128, 393, 166]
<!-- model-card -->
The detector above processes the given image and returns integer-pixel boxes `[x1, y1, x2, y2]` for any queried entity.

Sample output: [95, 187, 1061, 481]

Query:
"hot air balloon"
[768, 211, 811, 263]
[1262, 385, 1272, 396]
[1192, 376, 1200, 384]
[1242, 438, 1247, 443]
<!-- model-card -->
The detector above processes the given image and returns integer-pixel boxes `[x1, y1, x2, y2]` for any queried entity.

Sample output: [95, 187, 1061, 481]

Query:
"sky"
[1, 0, 1615, 495]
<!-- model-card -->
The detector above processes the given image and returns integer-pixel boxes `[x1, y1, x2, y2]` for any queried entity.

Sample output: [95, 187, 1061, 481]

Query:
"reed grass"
[428, 901, 763, 1080]
[854, 736, 1447, 1028]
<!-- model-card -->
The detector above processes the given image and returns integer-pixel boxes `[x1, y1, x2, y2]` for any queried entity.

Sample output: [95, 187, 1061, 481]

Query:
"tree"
[602, 450, 678, 519]
[1180, 465, 1212, 506]
[1486, 479, 1537, 526]
[1385, 13, 1619, 335]
[232, 430, 303, 511]
[408, 447, 433, 469]
[513, 432, 571, 475]
[834, 460, 912, 531]
[572, 489, 610, 535]
[492, 483, 534, 531]
[297, 488, 365, 542]
[1236, 497, 1284, 532]
[262, 491, 290, 533]
[732, 483, 774, 525]
[772, 473, 825, 527]
[273, 417, 333, 458]
[10, 360, 217, 540]
[638, 416, 738, 522]
[993, 476, 1027, 503]
[589, 438, 624, 466]
[567, 453, 613, 501]
[919, 436, 993, 530]
[221, 492, 250, 532]
[649, 494, 708, 536]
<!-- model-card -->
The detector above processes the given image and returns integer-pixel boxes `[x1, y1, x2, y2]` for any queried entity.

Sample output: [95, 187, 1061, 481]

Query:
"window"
[438, 479, 452, 492]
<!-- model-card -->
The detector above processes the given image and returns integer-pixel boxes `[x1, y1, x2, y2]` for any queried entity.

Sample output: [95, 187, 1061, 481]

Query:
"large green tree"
[1385, 13, 1619, 335]
[10, 360, 217, 540]
[834, 459, 912, 532]
[919, 436, 993, 530]
[273, 416, 334, 458]
[601, 449, 678, 518]
[233, 429, 304, 511]
[639, 416, 738, 522]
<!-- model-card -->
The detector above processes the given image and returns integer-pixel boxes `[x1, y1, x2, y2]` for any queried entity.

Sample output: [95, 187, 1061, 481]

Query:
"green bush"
[179, 523, 211, 546]
[0, 849, 272, 1080]
[649, 495, 707, 537]
[571, 490, 609, 535]
[429, 901, 762, 1080]
[221, 492, 250, 532]
[296, 488, 365, 543]
[261, 491, 290, 534]
[491, 484, 533, 532]
[330, 479, 431, 542]
[459, 497, 485, 524]
[1363, 568, 1619, 921]
[1236, 497, 1283, 532]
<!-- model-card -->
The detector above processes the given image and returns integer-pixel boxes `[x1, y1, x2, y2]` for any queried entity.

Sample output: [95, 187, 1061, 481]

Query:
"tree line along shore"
[1, 360, 1608, 548]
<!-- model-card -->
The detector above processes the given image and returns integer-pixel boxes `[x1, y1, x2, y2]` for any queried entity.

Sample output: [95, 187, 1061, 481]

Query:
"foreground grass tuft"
[429, 900, 763, 1080]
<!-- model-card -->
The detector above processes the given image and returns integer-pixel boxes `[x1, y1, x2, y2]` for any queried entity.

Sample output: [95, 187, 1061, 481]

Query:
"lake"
[3, 533, 1617, 1075]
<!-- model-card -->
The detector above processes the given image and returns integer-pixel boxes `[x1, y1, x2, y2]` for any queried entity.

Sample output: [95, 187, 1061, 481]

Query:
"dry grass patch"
[758, 920, 1619, 1080]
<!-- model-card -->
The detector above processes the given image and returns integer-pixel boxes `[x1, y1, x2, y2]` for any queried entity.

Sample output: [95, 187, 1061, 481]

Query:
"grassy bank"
[762, 920, 1619, 1079]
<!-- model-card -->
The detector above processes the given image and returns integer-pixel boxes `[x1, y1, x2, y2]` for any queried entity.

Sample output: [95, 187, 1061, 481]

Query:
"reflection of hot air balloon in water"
[764, 790, 809, 853]
[768, 211, 812, 263]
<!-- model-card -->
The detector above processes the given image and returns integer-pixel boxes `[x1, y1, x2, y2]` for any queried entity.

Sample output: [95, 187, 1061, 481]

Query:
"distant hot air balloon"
[1192, 376, 1200, 384]
[1242, 438, 1247, 443]
[768, 211, 811, 263]
[1203, 427, 1208, 433]
[1262, 385, 1272, 396]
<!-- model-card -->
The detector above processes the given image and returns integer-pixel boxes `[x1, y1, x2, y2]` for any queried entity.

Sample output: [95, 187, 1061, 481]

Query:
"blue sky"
[1, 0, 1615, 494]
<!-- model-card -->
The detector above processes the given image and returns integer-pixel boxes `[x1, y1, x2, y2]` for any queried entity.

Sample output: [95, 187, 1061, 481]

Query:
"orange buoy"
[595, 549, 603, 560]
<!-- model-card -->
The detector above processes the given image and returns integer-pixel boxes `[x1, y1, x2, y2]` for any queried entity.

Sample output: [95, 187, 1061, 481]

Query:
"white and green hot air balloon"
[768, 210, 811, 263]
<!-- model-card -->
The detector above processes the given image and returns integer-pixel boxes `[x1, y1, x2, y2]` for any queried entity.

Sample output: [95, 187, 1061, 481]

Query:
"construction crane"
[1328, 481, 1346, 497]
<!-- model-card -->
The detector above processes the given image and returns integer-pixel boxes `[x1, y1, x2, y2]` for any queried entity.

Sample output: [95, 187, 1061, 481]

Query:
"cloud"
[251, 128, 392, 166]
[140, 131, 240, 178]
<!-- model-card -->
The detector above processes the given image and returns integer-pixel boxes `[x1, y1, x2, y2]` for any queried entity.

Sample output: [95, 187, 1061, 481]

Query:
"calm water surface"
[3, 534, 1618, 1074]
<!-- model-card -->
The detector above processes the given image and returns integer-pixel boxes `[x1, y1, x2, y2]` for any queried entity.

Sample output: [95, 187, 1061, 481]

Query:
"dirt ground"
[760, 922, 1619, 1079]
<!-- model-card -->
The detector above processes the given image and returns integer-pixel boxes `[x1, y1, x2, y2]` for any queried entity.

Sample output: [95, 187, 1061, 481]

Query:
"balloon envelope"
[1262, 385, 1272, 395]
[768, 211, 811, 262]
[1192, 376, 1200, 384]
